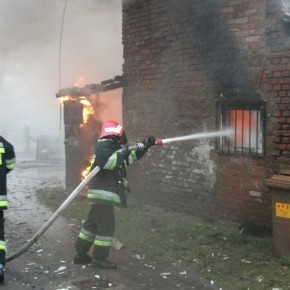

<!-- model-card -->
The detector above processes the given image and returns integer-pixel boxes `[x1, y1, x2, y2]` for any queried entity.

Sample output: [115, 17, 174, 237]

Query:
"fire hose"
[6, 143, 141, 262]
[6, 130, 231, 262]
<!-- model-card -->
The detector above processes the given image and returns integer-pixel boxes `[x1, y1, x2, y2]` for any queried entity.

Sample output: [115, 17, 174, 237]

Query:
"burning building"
[121, 0, 290, 228]
[56, 76, 123, 193]
[56, 0, 290, 232]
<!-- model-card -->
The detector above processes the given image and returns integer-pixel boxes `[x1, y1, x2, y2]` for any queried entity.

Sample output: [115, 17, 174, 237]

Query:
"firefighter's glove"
[120, 146, 131, 159]
[143, 136, 156, 148]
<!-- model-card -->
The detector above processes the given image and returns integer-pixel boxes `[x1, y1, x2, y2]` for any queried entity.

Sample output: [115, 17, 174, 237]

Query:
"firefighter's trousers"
[0, 211, 5, 267]
[75, 204, 115, 260]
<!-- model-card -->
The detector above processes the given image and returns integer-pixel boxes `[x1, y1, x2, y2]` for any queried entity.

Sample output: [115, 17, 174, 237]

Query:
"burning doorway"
[56, 76, 123, 193]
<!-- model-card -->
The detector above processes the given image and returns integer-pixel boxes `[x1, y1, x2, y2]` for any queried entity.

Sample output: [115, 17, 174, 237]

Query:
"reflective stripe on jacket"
[0, 136, 15, 210]
[87, 189, 121, 206]
[87, 138, 145, 207]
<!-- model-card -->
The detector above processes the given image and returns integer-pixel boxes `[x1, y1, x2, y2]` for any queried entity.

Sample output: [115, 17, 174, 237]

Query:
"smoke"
[0, 0, 122, 144]
[94, 89, 123, 125]
[123, 0, 139, 5]
[282, 0, 290, 17]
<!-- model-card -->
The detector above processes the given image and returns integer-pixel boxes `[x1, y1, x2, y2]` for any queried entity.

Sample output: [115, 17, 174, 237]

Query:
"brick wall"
[122, 0, 290, 225]
[265, 0, 290, 166]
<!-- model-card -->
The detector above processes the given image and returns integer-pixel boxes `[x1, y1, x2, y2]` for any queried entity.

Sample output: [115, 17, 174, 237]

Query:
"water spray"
[155, 130, 232, 145]
[6, 130, 232, 262]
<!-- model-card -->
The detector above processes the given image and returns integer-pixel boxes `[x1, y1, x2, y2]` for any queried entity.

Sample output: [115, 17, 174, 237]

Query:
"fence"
[36, 135, 64, 160]
[0, 125, 64, 160]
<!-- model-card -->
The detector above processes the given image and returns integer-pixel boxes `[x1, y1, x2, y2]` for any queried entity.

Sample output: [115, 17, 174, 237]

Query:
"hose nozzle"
[155, 138, 163, 146]
[128, 143, 145, 151]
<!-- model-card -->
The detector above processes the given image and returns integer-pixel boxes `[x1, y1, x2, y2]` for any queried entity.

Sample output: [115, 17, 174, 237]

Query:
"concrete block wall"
[122, 0, 290, 225]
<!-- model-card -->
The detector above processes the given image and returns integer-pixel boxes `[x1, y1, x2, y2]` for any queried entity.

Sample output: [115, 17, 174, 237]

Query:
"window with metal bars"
[216, 99, 265, 157]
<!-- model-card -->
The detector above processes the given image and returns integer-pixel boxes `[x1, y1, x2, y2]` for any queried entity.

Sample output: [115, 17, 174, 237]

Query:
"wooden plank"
[265, 175, 290, 190]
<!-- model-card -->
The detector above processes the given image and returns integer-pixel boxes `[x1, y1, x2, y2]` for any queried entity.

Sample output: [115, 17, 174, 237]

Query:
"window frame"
[216, 98, 266, 158]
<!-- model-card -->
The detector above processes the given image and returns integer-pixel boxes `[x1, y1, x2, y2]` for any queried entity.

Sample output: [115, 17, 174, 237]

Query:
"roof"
[56, 75, 124, 98]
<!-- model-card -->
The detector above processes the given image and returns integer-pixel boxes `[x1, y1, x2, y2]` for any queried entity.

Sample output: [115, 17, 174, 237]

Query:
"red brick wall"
[122, 0, 290, 225]
[218, 156, 271, 224]
[265, 0, 290, 166]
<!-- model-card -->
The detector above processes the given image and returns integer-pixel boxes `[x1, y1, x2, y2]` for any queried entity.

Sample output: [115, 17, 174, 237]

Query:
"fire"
[74, 77, 86, 88]
[58, 96, 73, 103]
[81, 157, 94, 179]
[58, 95, 94, 124]
[230, 110, 257, 147]
[80, 97, 95, 124]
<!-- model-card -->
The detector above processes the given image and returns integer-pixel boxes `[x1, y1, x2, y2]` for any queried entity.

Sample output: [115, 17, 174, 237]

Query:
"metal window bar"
[248, 110, 251, 155]
[227, 108, 230, 154]
[241, 110, 244, 154]
[216, 99, 265, 157]
[234, 109, 237, 154]
[256, 110, 264, 152]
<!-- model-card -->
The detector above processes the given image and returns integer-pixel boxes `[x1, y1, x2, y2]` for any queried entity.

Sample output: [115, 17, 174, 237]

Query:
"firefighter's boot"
[91, 258, 117, 269]
[73, 253, 92, 264]
[74, 232, 94, 264]
[0, 269, 4, 283]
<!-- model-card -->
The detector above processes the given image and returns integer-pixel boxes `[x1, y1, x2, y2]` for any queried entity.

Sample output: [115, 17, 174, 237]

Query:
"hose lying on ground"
[6, 165, 101, 262]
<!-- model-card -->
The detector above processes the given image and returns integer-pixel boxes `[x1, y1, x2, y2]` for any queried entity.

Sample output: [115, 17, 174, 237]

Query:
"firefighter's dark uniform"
[74, 137, 148, 268]
[0, 136, 16, 277]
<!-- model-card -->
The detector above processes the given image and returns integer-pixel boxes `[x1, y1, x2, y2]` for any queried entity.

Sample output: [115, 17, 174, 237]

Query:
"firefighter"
[73, 120, 155, 269]
[0, 136, 16, 282]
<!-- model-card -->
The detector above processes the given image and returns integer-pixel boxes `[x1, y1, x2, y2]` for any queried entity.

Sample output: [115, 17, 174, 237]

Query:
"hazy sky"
[0, 0, 123, 142]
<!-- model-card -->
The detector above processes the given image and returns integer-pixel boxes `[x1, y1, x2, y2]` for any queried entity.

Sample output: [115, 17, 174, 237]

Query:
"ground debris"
[72, 277, 114, 290]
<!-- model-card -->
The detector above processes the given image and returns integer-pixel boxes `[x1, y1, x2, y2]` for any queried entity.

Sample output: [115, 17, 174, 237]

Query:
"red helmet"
[100, 120, 127, 144]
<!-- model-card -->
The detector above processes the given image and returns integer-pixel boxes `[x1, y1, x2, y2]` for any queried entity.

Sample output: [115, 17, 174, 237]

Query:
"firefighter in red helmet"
[0, 136, 16, 282]
[74, 120, 155, 269]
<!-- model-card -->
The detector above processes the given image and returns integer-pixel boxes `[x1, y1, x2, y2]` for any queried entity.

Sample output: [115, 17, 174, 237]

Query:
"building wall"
[122, 0, 290, 225]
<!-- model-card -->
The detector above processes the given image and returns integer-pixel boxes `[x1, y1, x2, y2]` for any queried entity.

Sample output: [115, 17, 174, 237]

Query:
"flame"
[58, 96, 74, 103]
[230, 110, 257, 147]
[74, 77, 86, 88]
[80, 97, 94, 123]
[59, 95, 94, 124]
[81, 157, 94, 179]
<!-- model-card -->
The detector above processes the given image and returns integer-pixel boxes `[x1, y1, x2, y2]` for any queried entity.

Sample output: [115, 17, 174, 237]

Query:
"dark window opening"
[216, 99, 266, 157]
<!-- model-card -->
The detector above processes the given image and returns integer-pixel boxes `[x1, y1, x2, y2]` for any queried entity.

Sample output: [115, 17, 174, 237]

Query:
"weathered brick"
[282, 84, 290, 90]
[273, 71, 282, 78]
[282, 111, 290, 117]
[122, 0, 290, 226]
[273, 84, 282, 90]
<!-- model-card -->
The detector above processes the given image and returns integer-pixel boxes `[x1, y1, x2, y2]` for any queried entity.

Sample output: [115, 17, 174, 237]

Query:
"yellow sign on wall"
[276, 202, 290, 219]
